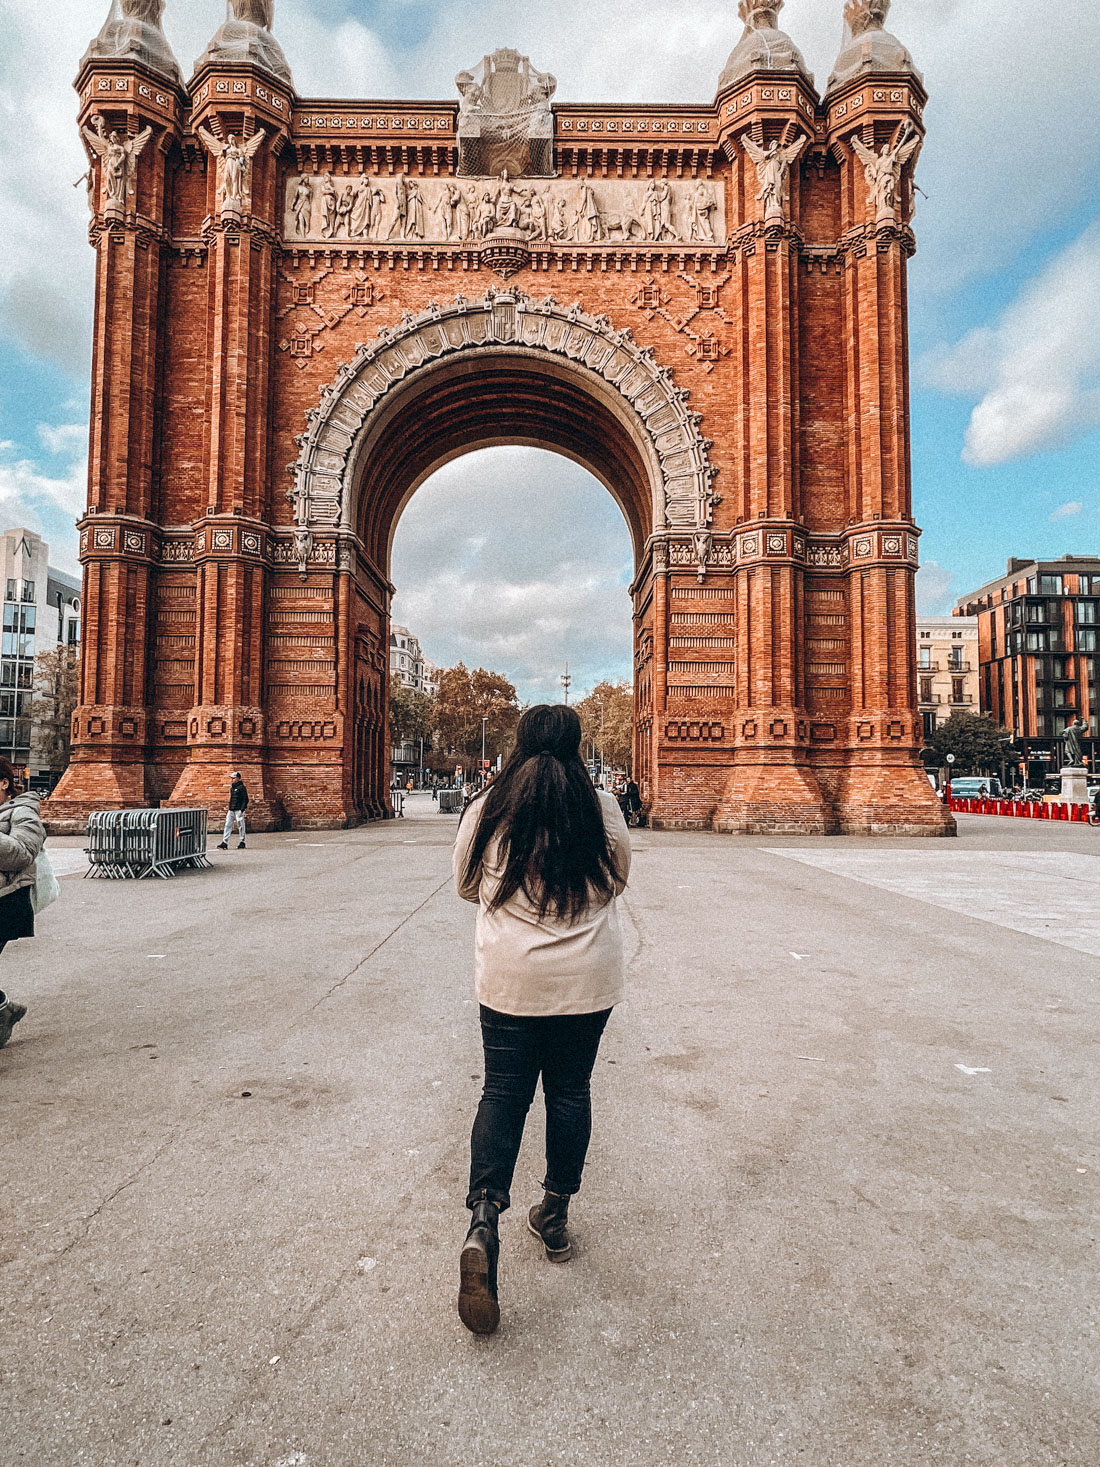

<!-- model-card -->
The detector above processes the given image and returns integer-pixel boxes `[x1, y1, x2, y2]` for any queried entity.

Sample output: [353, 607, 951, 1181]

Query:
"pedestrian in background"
[217, 771, 249, 851]
[0, 757, 46, 1051]
[452, 704, 631, 1335]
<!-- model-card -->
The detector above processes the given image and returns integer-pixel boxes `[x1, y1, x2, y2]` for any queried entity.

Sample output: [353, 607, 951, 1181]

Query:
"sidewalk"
[4, 800, 1096, 1465]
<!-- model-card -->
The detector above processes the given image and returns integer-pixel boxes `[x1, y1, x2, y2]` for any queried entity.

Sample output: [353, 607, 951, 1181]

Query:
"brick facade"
[46, 16, 952, 837]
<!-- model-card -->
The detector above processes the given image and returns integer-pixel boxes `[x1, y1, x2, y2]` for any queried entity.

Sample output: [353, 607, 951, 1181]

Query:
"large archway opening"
[388, 444, 636, 788]
[288, 290, 720, 826]
[342, 349, 659, 820]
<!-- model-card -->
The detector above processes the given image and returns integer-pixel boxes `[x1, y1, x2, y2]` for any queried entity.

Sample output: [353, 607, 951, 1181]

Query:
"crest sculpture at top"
[456, 49, 556, 178]
[195, 0, 292, 86]
[81, 0, 181, 84]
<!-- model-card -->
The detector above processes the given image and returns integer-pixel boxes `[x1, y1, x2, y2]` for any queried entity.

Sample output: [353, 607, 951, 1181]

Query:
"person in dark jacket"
[0, 756, 46, 1050]
[217, 772, 249, 850]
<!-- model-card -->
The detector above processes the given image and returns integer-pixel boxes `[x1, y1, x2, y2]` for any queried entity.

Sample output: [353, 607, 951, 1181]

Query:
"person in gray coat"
[0, 756, 46, 1050]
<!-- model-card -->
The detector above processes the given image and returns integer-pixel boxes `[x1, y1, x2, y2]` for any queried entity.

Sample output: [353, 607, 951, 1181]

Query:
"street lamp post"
[481, 716, 488, 785]
[945, 752, 955, 802]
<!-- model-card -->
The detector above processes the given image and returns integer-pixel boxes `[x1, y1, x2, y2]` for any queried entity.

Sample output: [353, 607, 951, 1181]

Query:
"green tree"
[434, 662, 520, 768]
[928, 711, 1014, 775]
[389, 684, 435, 747]
[32, 645, 79, 773]
[575, 679, 634, 772]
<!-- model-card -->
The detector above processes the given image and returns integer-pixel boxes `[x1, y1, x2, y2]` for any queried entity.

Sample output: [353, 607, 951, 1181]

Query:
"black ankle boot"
[0, 990, 27, 1051]
[459, 1198, 500, 1334]
[527, 1189, 572, 1261]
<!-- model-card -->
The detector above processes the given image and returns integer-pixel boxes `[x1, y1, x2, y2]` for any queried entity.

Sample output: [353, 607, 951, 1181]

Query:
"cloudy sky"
[1, 1, 1098, 701]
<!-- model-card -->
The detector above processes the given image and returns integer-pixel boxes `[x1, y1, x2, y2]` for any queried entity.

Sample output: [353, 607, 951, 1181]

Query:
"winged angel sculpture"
[741, 133, 807, 223]
[81, 115, 154, 210]
[196, 127, 267, 212]
[851, 122, 921, 224]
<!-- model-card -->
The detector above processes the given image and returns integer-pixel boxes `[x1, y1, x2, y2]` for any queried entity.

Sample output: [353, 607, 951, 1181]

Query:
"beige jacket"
[453, 790, 632, 1017]
[0, 792, 46, 898]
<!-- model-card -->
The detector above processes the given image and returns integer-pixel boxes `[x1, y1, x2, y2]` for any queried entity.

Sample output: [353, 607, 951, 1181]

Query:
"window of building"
[1027, 577, 1037, 594]
[1039, 575, 1063, 595]
[1026, 602, 1047, 624]
[1076, 628, 1098, 652]
[1026, 630, 1048, 652]
[68, 620, 79, 647]
[919, 630, 930, 639]
[952, 677, 965, 702]
[951, 630, 963, 639]
[947, 647, 964, 669]
[1077, 600, 1098, 625]
[920, 677, 933, 702]
[918, 646, 932, 669]
[4, 581, 13, 602]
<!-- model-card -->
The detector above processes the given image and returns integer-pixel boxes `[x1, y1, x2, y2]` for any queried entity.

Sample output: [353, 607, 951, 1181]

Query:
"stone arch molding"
[287, 288, 720, 543]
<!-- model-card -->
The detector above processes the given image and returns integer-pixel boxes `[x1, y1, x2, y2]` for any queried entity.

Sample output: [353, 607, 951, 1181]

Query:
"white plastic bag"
[31, 850, 60, 915]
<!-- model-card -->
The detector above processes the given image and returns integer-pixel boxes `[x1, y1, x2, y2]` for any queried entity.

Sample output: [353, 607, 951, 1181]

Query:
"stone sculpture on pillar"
[1064, 717, 1088, 769]
[455, 49, 557, 178]
[1060, 715, 1090, 805]
[741, 133, 808, 222]
[195, 0, 293, 86]
[197, 126, 266, 220]
[828, 0, 921, 91]
[81, 0, 182, 84]
[717, 0, 813, 93]
[81, 114, 154, 217]
[851, 122, 920, 225]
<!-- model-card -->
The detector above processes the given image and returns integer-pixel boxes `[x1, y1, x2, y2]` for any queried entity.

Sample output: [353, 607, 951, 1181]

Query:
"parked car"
[948, 776, 1003, 798]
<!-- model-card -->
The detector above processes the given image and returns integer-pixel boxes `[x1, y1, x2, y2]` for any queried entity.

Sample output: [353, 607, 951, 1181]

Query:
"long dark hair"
[463, 704, 621, 922]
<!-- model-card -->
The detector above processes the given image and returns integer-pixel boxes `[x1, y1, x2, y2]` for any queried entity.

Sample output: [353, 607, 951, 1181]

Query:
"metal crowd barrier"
[85, 808, 213, 880]
[437, 788, 465, 814]
[391, 789, 405, 819]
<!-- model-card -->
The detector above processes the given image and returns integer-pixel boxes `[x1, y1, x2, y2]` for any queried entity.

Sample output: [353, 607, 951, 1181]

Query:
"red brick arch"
[49, 26, 954, 837]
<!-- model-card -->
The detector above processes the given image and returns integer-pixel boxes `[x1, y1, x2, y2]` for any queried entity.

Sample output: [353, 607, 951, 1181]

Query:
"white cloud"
[0, 426, 87, 574]
[36, 422, 87, 457]
[921, 222, 1100, 465]
[391, 447, 633, 700]
[1049, 500, 1084, 521]
[916, 559, 956, 614]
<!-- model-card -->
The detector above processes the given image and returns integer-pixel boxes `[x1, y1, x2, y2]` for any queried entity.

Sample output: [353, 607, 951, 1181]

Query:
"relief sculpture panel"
[283, 172, 726, 247]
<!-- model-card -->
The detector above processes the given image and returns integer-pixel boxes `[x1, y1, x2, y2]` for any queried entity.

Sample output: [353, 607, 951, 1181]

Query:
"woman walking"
[0, 758, 46, 1051]
[452, 704, 631, 1335]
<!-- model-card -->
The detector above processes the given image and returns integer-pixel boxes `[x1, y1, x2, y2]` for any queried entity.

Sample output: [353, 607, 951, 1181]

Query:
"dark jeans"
[467, 1004, 612, 1213]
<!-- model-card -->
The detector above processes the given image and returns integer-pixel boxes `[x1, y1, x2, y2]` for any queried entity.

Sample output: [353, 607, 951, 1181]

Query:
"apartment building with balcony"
[916, 616, 980, 738]
[955, 554, 1100, 779]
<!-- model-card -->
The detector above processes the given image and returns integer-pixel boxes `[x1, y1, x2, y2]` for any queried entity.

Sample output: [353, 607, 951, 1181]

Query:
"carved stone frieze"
[283, 172, 726, 248]
[289, 289, 719, 537]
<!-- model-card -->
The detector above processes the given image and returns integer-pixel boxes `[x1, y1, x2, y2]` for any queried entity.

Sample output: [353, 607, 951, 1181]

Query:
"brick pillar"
[165, 65, 291, 828]
[46, 63, 183, 830]
[714, 102, 832, 833]
[829, 86, 953, 834]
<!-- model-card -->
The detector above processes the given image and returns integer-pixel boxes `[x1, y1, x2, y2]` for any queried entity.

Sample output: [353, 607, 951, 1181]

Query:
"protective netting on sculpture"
[459, 130, 553, 181]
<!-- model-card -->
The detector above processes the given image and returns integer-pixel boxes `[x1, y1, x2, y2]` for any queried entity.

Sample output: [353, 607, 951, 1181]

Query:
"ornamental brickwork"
[47, 0, 953, 836]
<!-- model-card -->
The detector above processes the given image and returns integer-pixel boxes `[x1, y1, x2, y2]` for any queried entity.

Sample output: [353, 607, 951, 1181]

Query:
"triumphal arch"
[49, 0, 953, 835]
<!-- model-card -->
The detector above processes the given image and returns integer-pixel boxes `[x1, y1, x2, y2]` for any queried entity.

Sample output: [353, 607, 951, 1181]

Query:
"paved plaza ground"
[3, 799, 1097, 1466]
